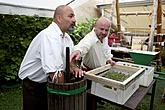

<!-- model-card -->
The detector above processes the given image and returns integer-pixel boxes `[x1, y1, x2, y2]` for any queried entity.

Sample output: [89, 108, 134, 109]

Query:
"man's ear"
[56, 15, 62, 23]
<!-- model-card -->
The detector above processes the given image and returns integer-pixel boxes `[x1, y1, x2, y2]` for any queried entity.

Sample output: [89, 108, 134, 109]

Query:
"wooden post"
[148, 0, 158, 51]
[115, 0, 121, 40]
[156, 0, 162, 67]
[101, 8, 104, 16]
[65, 47, 70, 83]
[110, 0, 115, 22]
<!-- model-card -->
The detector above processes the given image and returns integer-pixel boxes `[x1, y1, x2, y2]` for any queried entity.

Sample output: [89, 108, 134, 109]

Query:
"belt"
[23, 77, 47, 87]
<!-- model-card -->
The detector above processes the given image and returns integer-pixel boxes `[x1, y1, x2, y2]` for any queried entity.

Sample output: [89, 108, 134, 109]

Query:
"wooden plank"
[85, 64, 111, 75]
[85, 72, 124, 89]
[85, 64, 139, 75]
[112, 64, 139, 73]
[125, 28, 165, 34]
[68, 84, 74, 110]
[120, 11, 152, 16]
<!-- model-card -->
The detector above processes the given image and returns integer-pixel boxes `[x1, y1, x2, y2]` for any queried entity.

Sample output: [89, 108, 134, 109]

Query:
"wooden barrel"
[47, 78, 87, 110]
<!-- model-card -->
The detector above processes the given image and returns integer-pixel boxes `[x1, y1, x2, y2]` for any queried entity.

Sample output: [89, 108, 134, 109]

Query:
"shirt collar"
[91, 29, 101, 43]
[51, 22, 67, 38]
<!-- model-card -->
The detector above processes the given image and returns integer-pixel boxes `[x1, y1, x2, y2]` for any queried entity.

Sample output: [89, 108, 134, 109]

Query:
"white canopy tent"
[0, 0, 89, 17]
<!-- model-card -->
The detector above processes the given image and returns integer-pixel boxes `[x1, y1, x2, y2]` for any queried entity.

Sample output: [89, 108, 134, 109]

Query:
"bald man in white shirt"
[71, 17, 115, 71]
[18, 5, 84, 110]
[70, 17, 115, 110]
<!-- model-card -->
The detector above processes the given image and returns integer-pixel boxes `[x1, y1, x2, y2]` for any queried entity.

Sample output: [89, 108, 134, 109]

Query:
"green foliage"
[0, 14, 97, 82]
[0, 87, 22, 110]
[104, 71, 130, 81]
[0, 14, 52, 82]
[69, 18, 97, 44]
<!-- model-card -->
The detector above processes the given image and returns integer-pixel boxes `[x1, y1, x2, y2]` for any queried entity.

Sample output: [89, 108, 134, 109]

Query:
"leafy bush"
[69, 18, 97, 44]
[0, 14, 52, 82]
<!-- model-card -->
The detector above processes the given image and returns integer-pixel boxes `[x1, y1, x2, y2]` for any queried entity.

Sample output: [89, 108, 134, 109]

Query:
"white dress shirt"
[18, 22, 74, 83]
[74, 30, 113, 69]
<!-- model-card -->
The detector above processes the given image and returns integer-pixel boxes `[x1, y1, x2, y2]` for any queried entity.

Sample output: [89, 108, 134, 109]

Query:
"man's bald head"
[94, 17, 111, 28]
[54, 5, 68, 19]
[94, 17, 111, 42]
[53, 5, 76, 33]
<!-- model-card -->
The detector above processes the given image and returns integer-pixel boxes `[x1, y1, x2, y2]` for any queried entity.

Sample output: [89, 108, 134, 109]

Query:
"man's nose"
[72, 17, 76, 22]
[102, 30, 107, 35]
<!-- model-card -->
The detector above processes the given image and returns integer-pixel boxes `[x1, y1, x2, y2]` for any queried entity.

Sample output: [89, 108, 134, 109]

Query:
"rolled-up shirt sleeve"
[74, 33, 95, 58]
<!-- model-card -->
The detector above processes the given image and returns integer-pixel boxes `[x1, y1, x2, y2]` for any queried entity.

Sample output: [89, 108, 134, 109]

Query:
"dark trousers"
[87, 80, 97, 110]
[22, 77, 48, 110]
[87, 93, 97, 110]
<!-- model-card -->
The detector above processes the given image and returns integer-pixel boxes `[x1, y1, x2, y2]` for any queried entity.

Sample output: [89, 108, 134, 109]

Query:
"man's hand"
[106, 59, 115, 66]
[70, 50, 81, 62]
[71, 66, 85, 78]
[49, 72, 64, 83]
[70, 61, 85, 78]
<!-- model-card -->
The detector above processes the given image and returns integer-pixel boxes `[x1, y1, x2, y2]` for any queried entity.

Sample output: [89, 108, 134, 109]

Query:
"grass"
[0, 68, 165, 110]
[0, 87, 22, 110]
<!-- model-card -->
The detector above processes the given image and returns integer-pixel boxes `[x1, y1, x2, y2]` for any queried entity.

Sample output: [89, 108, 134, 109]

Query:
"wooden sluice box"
[85, 64, 145, 105]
